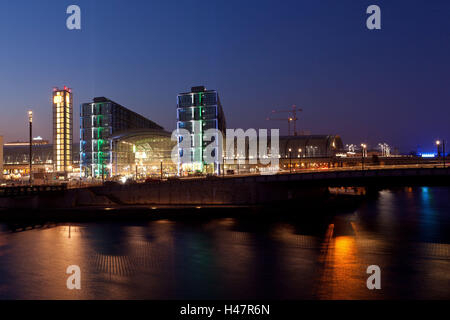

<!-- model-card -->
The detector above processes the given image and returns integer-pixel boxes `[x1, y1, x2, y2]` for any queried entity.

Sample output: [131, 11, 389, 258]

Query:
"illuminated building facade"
[109, 129, 176, 179]
[0, 136, 3, 179]
[2, 143, 80, 179]
[177, 86, 226, 174]
[80, 97, 165, 178]
[3, 143, 79, 166]
[5, 137, 50, 147]
[279, 135, 344, 158]
[52, 86, 73, 174]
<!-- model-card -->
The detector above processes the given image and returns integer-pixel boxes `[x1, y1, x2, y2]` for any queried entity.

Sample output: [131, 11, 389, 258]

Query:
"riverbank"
[0, 193, 363, 224]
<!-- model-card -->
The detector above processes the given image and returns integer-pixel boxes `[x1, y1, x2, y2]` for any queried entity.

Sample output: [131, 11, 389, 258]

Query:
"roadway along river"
[0, 186, 449, 299]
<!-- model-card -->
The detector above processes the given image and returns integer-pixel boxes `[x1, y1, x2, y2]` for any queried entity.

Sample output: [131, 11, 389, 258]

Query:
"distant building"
[2, 143, 80, 180]
[0, 136, 3, 178]
[177, 86, 226, 174]
[5, 137, 50, 147]
[52, 86, 73, 174]
[220, 134, 345, 173]
[279, 135, 344, 158]
[3, 143, 79, 166]
[80, 97, 166, 178]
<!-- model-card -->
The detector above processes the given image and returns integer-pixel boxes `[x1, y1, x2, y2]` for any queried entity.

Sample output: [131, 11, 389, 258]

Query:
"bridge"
[0, 166, 448, 210]
[85, 166, 449, 206]
[229, 166, 450, 188]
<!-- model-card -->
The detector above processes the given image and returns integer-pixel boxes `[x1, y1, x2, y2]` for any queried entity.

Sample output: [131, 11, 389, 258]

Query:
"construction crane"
[266, 105, 302, 136]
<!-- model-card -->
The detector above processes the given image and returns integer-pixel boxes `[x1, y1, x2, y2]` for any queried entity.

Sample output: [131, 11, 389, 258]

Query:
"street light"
[442, 140, 446, 168]
[437, 140, 446, 168]
[28, 110, 33, 185]
[436, 140, 441, 158]
[442, 140, 447, 168]
[135, 161, 138, 181]
[160, 159, 163, 180]
[444, 140, 446, 168]
[288, 148, 292, 173]
[361, 143, 367, 170]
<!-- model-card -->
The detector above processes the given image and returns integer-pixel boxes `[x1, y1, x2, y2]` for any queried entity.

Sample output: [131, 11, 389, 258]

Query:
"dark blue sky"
[0, 0, 449, 152]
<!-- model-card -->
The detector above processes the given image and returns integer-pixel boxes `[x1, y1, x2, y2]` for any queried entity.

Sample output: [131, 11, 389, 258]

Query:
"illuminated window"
[53, 96, 63, 104]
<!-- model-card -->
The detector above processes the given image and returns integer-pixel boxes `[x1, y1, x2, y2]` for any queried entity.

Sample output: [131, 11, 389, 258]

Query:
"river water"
[0, 186, 449, 299]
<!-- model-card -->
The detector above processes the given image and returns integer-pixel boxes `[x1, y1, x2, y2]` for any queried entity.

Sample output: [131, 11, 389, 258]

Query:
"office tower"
[52, 86, 73, 174]
[177, 86, 226, 175]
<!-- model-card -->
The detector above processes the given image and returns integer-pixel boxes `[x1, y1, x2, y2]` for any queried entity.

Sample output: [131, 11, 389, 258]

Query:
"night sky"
[0, 0, 449, 153]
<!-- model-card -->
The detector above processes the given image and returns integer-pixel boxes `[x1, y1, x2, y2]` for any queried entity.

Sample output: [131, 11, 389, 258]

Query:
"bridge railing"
[0, 184, 68, 198]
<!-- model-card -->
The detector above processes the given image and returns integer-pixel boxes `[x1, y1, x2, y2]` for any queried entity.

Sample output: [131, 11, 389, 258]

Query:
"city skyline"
[0, 1, 449, 305]
[0, 0, 449, 153]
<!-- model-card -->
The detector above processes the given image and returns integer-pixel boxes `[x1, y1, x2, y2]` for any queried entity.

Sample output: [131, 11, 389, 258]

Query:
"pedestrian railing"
[0, 184, 68, 198]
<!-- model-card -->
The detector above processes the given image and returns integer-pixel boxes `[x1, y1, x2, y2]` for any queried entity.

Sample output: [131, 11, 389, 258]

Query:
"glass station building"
[176, 86, 226, 174]
[80, 97, 173, 178]
[109, 129, 176, 179]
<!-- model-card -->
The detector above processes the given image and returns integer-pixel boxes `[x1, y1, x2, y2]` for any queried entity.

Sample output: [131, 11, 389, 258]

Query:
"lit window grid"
[53, 90, 73, 172]
[176, 91, 223, 174]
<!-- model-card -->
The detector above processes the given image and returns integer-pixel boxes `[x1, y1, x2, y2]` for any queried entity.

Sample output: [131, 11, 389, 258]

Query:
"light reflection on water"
[0, 187, 449, 299]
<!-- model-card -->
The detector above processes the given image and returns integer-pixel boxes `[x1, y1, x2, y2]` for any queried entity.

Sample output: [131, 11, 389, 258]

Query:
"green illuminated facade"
[177, 86, 226, 174]
[80, 97, 164, 178]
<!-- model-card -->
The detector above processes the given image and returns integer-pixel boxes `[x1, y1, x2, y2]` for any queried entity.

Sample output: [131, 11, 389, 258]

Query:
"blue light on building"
[420, 153, 436, 158]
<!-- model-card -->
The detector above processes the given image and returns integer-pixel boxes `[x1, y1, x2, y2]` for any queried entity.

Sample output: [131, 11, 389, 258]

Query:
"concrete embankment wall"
[0, 188, 115, 210]
[91, 179, 327, 206]
[0, 179, 328, 209]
